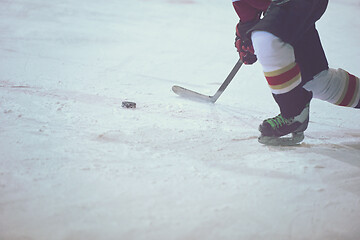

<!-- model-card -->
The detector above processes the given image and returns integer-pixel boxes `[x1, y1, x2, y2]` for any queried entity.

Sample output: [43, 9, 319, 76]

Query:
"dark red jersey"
[232, 0, 271, 22]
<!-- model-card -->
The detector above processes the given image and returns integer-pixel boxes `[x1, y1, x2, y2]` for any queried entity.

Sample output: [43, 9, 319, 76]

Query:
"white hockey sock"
[251, 31, 301, 95]
[304, 68, 360, 107]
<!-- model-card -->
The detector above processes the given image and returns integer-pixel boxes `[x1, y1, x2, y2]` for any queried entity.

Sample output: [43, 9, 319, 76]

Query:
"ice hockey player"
[233, 0, 360, 145]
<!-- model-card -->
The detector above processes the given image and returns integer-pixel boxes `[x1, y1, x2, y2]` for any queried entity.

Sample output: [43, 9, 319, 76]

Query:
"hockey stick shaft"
[211, 58, 243, 102]
[172, 59, 243, 103]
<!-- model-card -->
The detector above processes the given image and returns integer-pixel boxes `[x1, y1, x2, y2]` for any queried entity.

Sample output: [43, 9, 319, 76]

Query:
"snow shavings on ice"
[1, 0, 360, 240]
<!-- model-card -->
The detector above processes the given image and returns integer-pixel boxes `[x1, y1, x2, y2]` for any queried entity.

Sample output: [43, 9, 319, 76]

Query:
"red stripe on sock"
[339, 73, 356, 106]
[265, 64, 300, 86]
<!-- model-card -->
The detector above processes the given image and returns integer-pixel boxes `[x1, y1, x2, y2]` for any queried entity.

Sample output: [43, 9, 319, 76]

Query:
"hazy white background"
[1, 0, 360, 239]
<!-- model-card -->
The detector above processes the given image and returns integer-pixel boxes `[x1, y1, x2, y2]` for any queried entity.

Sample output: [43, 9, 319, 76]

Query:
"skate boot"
[258, 103, 310, 146]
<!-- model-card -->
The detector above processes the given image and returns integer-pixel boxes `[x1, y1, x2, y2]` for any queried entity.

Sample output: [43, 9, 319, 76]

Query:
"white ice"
[1, 0, 360, 239]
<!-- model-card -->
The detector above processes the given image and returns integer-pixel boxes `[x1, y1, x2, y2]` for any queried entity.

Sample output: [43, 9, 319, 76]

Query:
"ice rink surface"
[1, 0, 360, 239]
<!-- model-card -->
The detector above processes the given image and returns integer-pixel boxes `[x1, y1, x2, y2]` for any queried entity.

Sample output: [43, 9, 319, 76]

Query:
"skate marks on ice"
[94, 125, 259, 159]
[300, 131, 360, 168]
[305, 131, 360, 150]
[141, 0, 196, 4]
[256, 130, 360, 167]
[93, 103, 262, 162]
[0, 81, 124, 107]
[3, 79, 359, 166]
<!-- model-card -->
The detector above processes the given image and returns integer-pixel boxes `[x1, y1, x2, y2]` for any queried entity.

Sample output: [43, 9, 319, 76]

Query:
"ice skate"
[258, 103, 310, 146]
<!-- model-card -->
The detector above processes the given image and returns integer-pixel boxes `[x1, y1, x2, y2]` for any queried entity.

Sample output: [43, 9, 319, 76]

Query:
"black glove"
[235, 20, 258, 65]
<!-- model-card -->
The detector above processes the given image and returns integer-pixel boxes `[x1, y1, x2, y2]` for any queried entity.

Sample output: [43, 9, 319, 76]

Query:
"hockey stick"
[172, 58, 243, 103]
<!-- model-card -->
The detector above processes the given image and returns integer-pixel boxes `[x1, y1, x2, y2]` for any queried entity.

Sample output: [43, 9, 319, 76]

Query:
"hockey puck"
[122, 101, 136, 109]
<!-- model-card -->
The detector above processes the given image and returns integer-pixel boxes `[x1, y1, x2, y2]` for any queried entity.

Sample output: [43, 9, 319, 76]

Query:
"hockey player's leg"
[304, 69, 360, 108]
[244, 0, 331, 145]
[251, 31, 311, 145]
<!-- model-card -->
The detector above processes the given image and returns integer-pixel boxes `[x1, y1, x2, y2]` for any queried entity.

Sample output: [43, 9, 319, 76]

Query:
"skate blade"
[258, 132, 304, 146]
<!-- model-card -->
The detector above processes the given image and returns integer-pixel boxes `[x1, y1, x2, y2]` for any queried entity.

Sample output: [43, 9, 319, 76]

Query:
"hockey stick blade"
[172, 59, 243, 103]
[172, 85, 214, 103]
